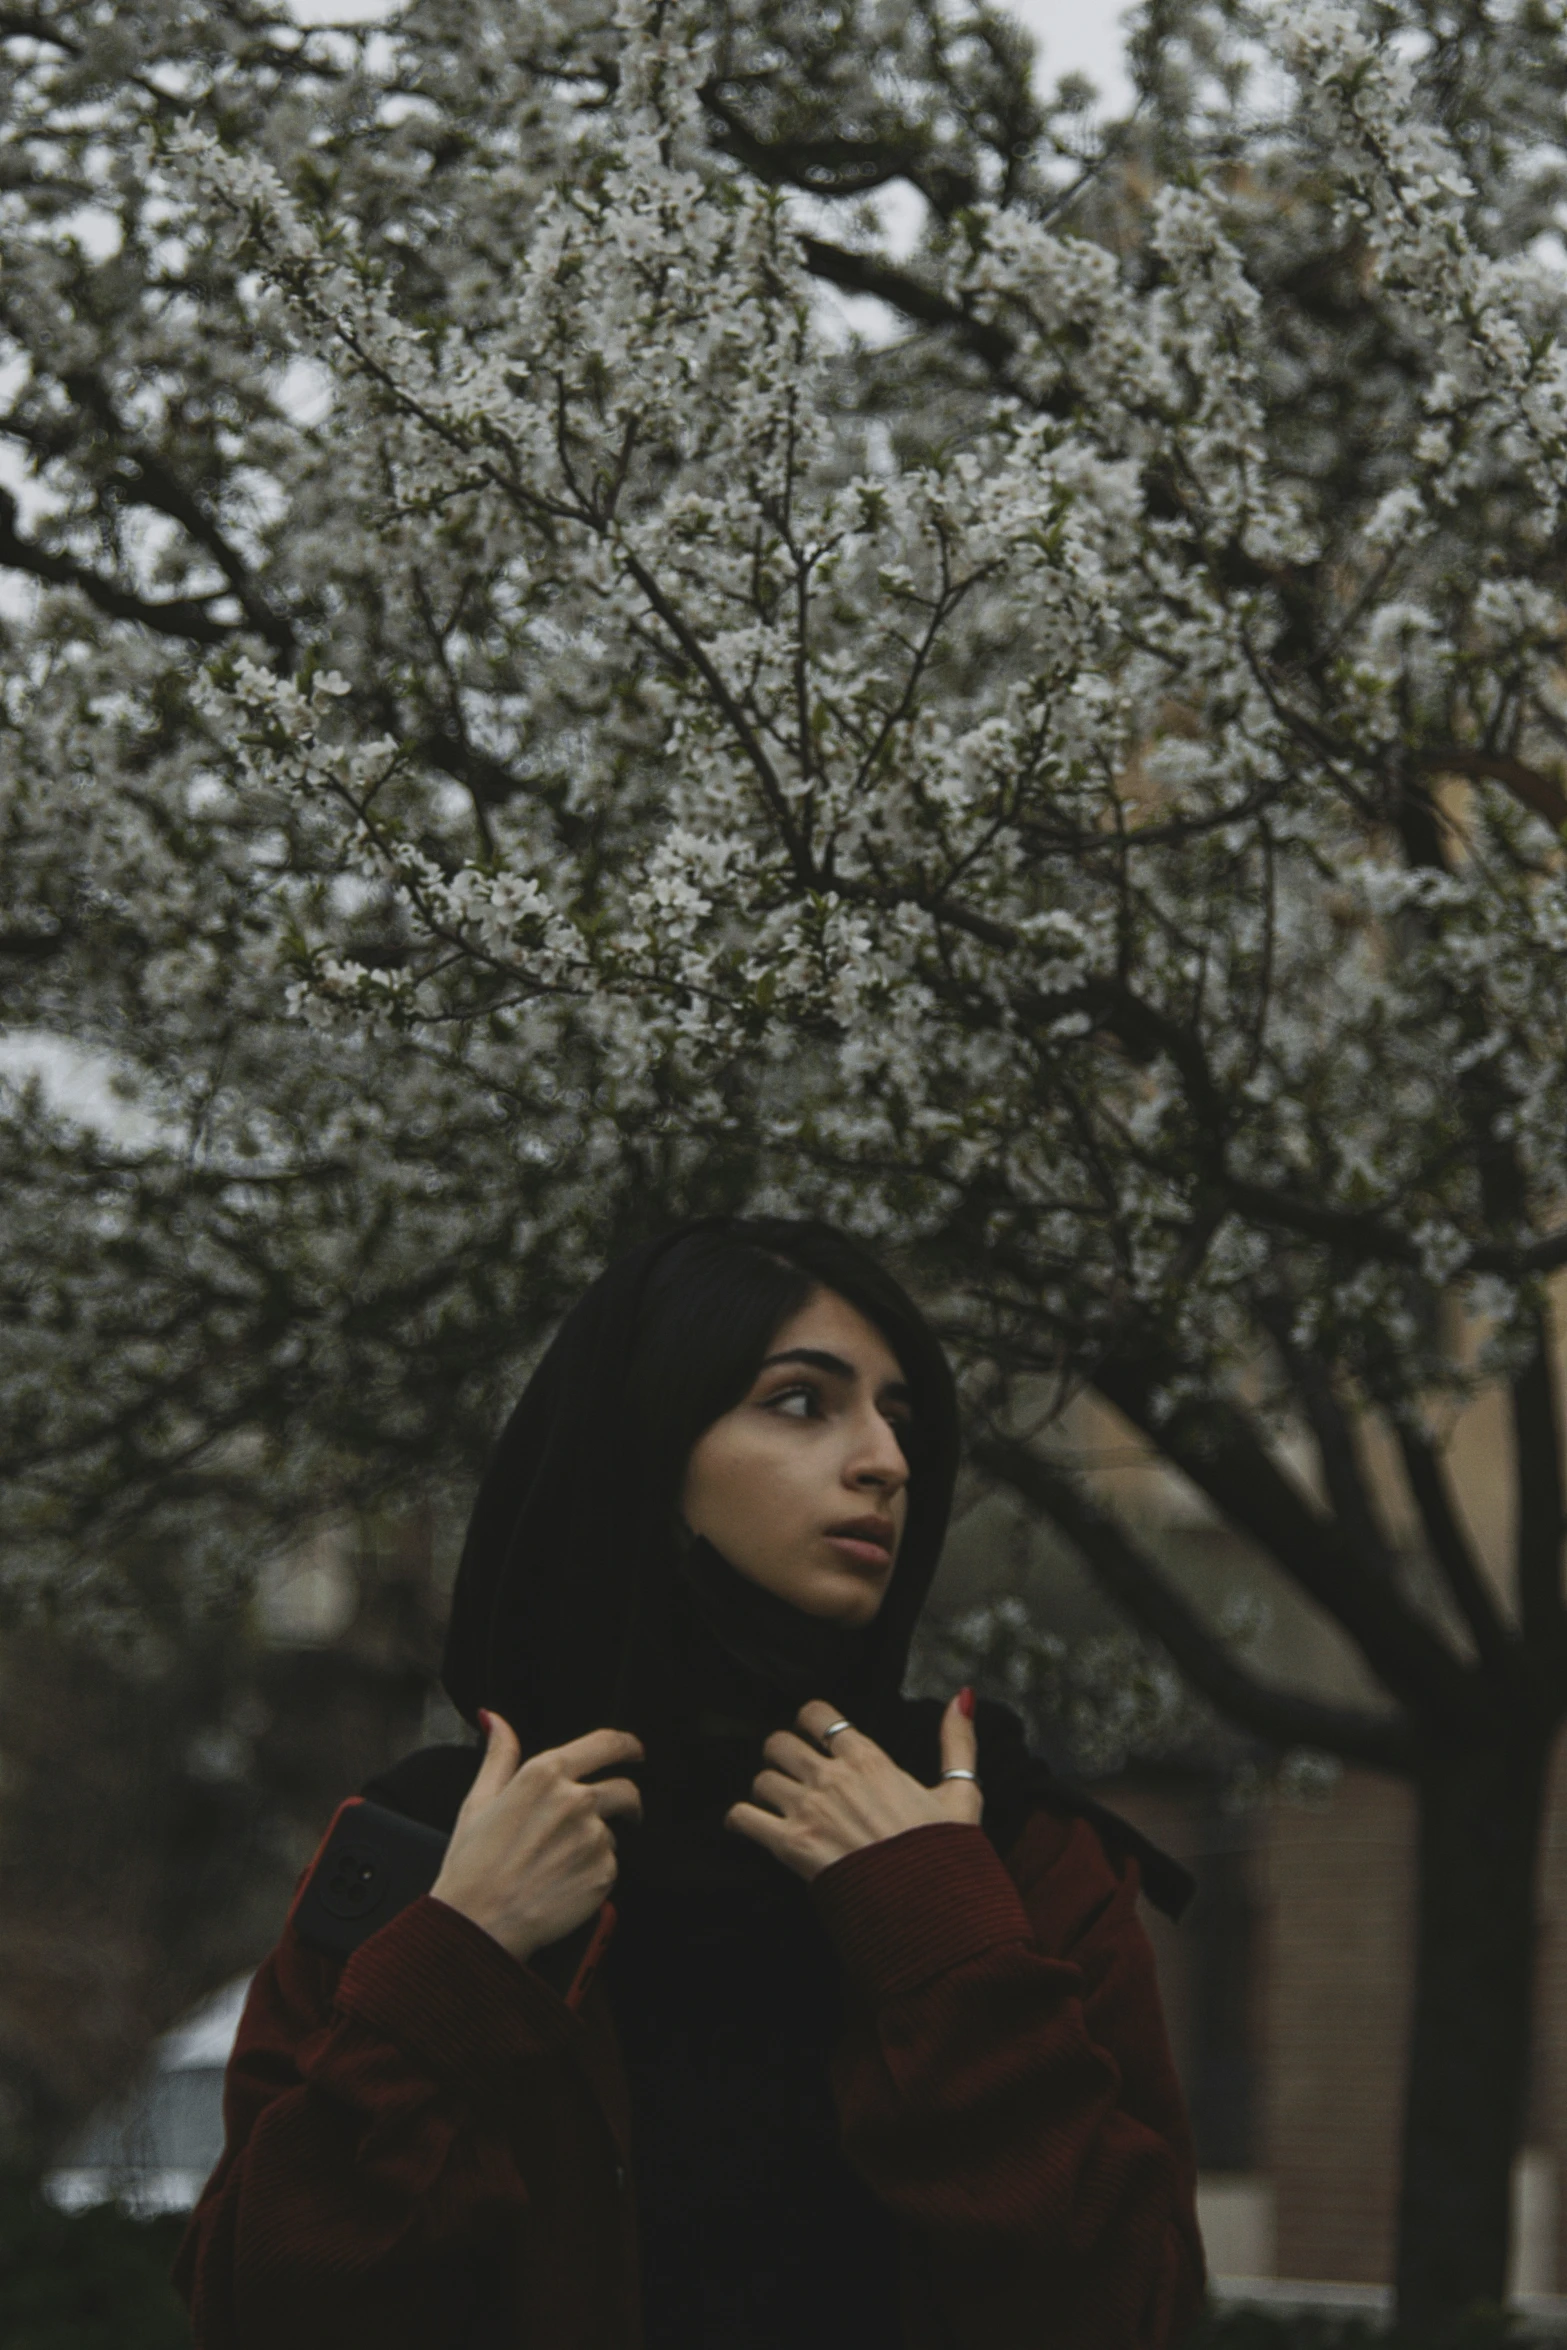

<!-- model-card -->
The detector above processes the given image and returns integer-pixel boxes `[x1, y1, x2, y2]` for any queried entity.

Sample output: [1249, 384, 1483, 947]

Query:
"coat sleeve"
[170, 1890, 584, 2350]
[807, 1809, 1207, 2350]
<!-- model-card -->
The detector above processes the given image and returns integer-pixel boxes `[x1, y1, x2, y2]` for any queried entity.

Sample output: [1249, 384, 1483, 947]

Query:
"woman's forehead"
[759, 1289, 907, 1385]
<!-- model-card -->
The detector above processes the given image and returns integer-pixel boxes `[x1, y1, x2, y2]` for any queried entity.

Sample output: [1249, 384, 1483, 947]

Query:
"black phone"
[290, 1796, 615, 2008]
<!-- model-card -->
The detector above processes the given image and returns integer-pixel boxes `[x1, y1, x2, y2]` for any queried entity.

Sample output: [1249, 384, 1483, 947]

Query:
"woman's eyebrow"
[758, 1347, 913, 1403]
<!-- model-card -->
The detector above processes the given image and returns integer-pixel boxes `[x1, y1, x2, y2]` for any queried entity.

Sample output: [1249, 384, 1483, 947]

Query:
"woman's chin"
[796, 1566, 887, 1625]
[723, 1545, 890, 1623]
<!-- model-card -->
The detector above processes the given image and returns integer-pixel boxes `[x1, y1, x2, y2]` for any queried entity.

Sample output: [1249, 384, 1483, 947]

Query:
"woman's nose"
[848, 1412, 908, 1491]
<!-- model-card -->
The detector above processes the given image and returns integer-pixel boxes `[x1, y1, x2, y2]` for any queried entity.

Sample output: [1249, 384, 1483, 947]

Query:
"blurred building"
[1101, 1760, 1563, 2305]
[46, 1973, 248, 2217]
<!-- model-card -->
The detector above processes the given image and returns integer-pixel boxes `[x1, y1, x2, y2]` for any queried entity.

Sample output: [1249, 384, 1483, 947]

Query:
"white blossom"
[3, 0, 1567, 1645]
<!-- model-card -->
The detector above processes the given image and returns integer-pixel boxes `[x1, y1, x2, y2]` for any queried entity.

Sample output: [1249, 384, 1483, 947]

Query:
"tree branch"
[612, 543, 814, 884]
[1256, 1301, 1398, 1582]
[1092, 1358, 1482, 1728]
[1412, 747, 1567, 831]
[1217, 1174, 1567, 1283]
[0, 488, 235, 646]
[1394, 1424, 1513, 1674]
[798, 235, 1018, 376]
[1511, 1309, 1566, 1646]
[701, 87, 981, 216]
[95, 443, 294, 658]
[0, 926, 68, 962]
[971, 1431, 1416, 1772]
[0, 9, 79, 46]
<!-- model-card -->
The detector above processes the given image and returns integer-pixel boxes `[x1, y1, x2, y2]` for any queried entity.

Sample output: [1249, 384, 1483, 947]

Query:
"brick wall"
[1109, 1755, 1567, 2290]
[1109, 1767, 1414, 2283]
[1259, 1770, 1414, 2282]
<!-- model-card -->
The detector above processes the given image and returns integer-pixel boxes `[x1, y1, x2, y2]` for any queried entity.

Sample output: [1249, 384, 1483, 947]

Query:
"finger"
[938, 1688, 978, 1765]
[765, 1729, 826, 1776]
[469, 1707, 522, 1801]
[588, 1775, 645, 1823]
[554, 1726, 647, 1781]
[939, 1688, 982, 1813]
[724, 1800, 787, 1855]
[749, 1768, 797, 1814]
[798, 1700, 860, 1753]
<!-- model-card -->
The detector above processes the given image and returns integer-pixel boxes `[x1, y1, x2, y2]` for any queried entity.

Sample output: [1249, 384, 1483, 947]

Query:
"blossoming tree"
[7, 0, 1567, 2311]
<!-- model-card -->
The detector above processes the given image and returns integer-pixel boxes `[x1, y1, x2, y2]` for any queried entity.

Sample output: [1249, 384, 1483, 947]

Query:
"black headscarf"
[368, 1214, 1192, 1918]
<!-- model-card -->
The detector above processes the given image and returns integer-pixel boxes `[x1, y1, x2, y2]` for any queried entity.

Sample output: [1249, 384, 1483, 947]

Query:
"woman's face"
[680, 1286, 912, 1626]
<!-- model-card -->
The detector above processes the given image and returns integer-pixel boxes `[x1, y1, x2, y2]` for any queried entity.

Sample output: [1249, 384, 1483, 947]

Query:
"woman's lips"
[824, 1534, 893, 1572]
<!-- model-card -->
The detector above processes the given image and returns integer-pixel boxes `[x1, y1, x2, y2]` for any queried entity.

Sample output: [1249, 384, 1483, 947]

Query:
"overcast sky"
[1005, 0, 1136, 112]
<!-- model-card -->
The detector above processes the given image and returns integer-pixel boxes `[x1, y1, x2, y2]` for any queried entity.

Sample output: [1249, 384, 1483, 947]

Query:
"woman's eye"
[767, 1385, 820, 1419]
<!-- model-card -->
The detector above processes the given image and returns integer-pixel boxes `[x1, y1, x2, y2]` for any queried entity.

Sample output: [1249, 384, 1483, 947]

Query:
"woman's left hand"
[724, 1693, 982, 1883]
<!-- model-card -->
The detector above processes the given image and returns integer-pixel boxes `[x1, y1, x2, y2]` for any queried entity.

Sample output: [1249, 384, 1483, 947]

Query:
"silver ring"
[940, 1768, 980, 1783]
[820, 1719, 853, 1747]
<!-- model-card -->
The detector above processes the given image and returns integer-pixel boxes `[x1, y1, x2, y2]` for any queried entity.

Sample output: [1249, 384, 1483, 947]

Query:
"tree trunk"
[1394, 1729, 1552, 2328]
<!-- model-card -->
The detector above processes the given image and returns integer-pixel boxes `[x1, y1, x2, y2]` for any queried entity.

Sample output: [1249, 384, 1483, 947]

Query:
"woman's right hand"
[429, 1710, 644, 1967]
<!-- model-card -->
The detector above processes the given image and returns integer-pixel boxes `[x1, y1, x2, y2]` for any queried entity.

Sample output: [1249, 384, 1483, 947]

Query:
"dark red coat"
[172, 1806, 1205, 2349]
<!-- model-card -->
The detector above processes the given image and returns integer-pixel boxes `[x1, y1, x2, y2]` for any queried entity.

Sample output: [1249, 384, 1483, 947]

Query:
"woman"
[173, 1216, 1206, 2350]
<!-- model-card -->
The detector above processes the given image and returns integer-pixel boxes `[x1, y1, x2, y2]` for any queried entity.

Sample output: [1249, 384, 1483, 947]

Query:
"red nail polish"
[478, 1708, 493, 1735]
[958, 1687, 975, 1720]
